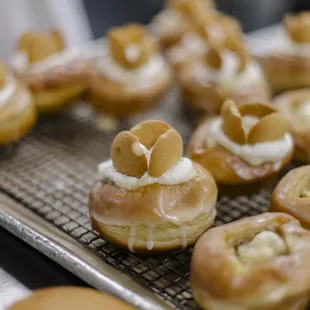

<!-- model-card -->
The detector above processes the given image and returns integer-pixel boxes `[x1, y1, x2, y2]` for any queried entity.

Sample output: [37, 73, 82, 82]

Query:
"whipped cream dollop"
[0, 73, 17, 109]
[96, 43, 169, 92]
[207, 116, 294, 166]
[151, 8, 184, 38]
[193, 50, 265, 92]
[98, 143, 196, 190]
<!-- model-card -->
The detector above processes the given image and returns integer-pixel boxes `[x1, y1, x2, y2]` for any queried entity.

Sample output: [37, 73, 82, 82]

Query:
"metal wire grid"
[0, 96, 277, 309]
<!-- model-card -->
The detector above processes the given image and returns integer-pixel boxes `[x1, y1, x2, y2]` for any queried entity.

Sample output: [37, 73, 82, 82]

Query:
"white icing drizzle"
[180, 224, 188, 249]
[128, 225, 136, 253]
[125, 45, 141, 63]
[193, 50, 265, 92]
[207, 117, 294, 166]
[0, 74, 17, 109]
[146, 226, 155, 251]
[95, 44, 169, 92]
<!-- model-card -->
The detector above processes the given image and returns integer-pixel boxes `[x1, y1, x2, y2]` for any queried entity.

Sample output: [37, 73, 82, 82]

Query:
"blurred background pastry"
[11, 29, 92, 113]
[178, 38, 270, 116]
[191, 213, 310, 310]
[270, 166, 310, 230]
[274, 88, 310, 163]
[89, 120, 217, 253]
[151, 0, 216, 49]
[261, 12, 310, 93]
[0, 61, 36, 145]
[89, 24, 172, 118]
[9, 287, 134, 310]
[188, 100, 294, 195]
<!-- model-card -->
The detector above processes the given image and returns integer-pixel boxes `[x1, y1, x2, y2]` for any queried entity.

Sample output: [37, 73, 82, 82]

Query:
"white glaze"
[193, 50, 265, 92]
[95, 45, 169, 92]
[207, 117, 294, 166]
[0, 74, 17, 109]
[180, 224, 188, 249]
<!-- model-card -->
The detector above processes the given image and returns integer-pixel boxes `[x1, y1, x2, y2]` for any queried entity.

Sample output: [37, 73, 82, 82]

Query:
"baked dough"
[188, 101, 293, 195]
[270, 165, 310, 230]
[89, 24, 172, 118]
[191, 213, 310, 310]
[89, 120, 217, 252]
[9, 287, 134, 310]
[12, 29, 91, 113]
[273, 88, 310, 163]
[0, 63, 36, 145]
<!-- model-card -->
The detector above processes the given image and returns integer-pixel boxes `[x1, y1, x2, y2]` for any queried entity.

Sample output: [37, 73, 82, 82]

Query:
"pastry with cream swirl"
[262, 12, 310, 92]
[89, 24, 172, 118]
[191, 213, 310, 310]
[89, 120, 217, 253]
[0, 62, 36, 145]
[12, 29, 91, 113]
[178, 38, 270, 116]
[188, 100, 294, 196]
[273, 88, 310, 163]
[270, 166, 310, 230]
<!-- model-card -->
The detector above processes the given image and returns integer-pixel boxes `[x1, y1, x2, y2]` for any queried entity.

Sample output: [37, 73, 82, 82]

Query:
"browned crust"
[269, 166, 310, 230]
[191, 212, 310, 309]
[88, 67, 172, 117]
[188, 118, 293, 196]
[9, 287, 133, 310]
[262, 54, 310, 93]
[273, 88, 310, 164]
[88, 163, 217, 252]
[178, 63, 271, 115]
[0, 83, 37, 145]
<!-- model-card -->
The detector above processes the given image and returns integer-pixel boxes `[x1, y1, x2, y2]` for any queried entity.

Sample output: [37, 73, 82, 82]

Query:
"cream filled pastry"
[0, 61, 37, 145]
[178, 38, 270, 115]
[274, 88, 310, 163]
[151, 0, 215, 49]
[188, 100, 294, 196]
[89, 120, 218, 253]
[262, 12, 310, 92]
[89, 24, 172, 118]
[12, 29, 91, 113]
[191, 213, 310, 310]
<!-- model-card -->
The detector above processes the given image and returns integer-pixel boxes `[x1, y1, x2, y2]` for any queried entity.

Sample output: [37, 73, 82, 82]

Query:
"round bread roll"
[9, 287, 134, 310]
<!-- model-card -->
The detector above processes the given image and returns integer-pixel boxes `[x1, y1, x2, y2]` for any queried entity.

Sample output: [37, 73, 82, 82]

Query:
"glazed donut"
[188, 100, 294, 196]
[191, 213, 310, 310]
[89, 120, 217, 253]
[9, 287, 134, 310]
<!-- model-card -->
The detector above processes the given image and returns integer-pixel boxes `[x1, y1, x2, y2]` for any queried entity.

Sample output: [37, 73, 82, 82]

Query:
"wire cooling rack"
[0, 85, 284, 309]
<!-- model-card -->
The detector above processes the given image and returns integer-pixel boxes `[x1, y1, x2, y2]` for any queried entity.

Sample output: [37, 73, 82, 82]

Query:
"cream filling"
[151, 8, 184, 38]
[193, 50, 265, 92]
[167, 32, 207, 65]
[0, 74, 17, 109]
[237, 231, 287, 266]
[207, 117, 294, 166]
[95, 45, 169, 92]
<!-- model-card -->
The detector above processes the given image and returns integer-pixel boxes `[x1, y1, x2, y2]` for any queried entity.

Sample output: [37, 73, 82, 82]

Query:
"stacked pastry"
[89, 120, 217, 253]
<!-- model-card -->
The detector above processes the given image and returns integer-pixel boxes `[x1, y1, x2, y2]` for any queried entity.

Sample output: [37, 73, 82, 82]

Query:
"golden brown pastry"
[261, 12, 310, 93]
[191, 213, 310, 310]
[269, 166, 310, 230]
[0, 62, 37, 145]
[188, 100, 294, 196]
[11, 29, 91, 113]
[273, 88, 310, 163]
[9, 287, 134, 310]
[89, 120, 217, 253]
[166, 13, 242, 70]
[151, 0, 216, 49]
[89, 24, 172, 118]
[178, 38, 270, 116]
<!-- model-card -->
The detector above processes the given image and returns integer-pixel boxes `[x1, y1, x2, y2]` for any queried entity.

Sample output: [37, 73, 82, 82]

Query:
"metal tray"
[0, 26, 296, 310]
